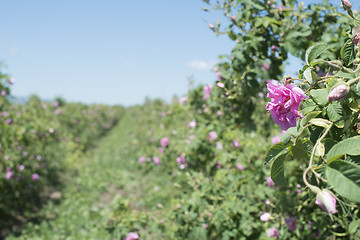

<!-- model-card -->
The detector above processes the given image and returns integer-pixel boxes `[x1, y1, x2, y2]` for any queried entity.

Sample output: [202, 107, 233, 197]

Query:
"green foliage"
[0, 77, 125, 237]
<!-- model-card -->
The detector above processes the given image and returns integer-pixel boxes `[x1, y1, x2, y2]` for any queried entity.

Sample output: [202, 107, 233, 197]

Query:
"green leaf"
[271, 153, 287, 186]
[300, 111, 321, 128]
[291, 139, 312, 159]
[326, 136, 360, 164]
[310, 89, 328, 106]
[303, 67, 317, 85]
[265, 142, 289, 165]
[287, 127, 298, 137]
[306, 43, 328, 65]
[340, 38, 355, 67]
[279, 133, 291, 144]
[326, 160, 360, 203]
[349, 219, 360, 234]
[326, 102, 344, 128]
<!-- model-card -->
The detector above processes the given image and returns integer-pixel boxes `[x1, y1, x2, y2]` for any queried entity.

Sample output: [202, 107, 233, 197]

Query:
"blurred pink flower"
[203, 84, 212, 101]
[6, 119, 13, 125]
[266, 227, 279, 238]
[176, 155, 186, 165]
[271, 136, 280, 145]
[55, 109, 62, 115]
[1, 111, 8, 117]
[266, 176, 275, 187]
[232, 140, 241, 148]
[271, 130, 287, 145]
[236, 163, 245, 170]
[271, 46, 278, 52]
[138, 156, 145, 164]
[217, 110, 222, 116]
[179, 96, 188, 105]
[153, 156, 160, 165]
[125, 232, 139, 240]
[160, 137, 169, 147]
[158, 147, 164, 154]
[31, 173, 40, 181]
[217, 82, 224, 88]
[285, 217, 298, 231]
[19, 165, 25, 171]
[216, 71, 222, 81]
[6, 170, 14, 180]
[1, 90, 6, 96]
[316, 190, 337, 214]
[260, 212, 271, 222]
[265, 80, 306, 130]
[208, 131, 218, 141]
[189, 120, 196, 128]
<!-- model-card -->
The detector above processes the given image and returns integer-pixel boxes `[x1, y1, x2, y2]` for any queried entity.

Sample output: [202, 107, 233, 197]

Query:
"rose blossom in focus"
[265, 80, 306, 130]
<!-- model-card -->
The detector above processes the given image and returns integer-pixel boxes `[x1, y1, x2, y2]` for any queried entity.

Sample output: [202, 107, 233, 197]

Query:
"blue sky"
[0, 0, 358, 106]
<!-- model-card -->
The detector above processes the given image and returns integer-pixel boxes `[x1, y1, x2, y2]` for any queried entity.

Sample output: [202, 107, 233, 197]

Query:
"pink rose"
[266, 80, 306, 130]
[125, 232, 139, 240]
[260, 212, 271, 222]
[266, 176, 275, 187]
[236, 163, 245, 170]
[208, 131, 218, 141]
[31, 173, 40, 181]
[266, 227, 279, 238]
[153, 156, 160, 165]
[203, 84, 212, 101]
[138, 156, 145, 164]
[160, 137, 169, 147]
